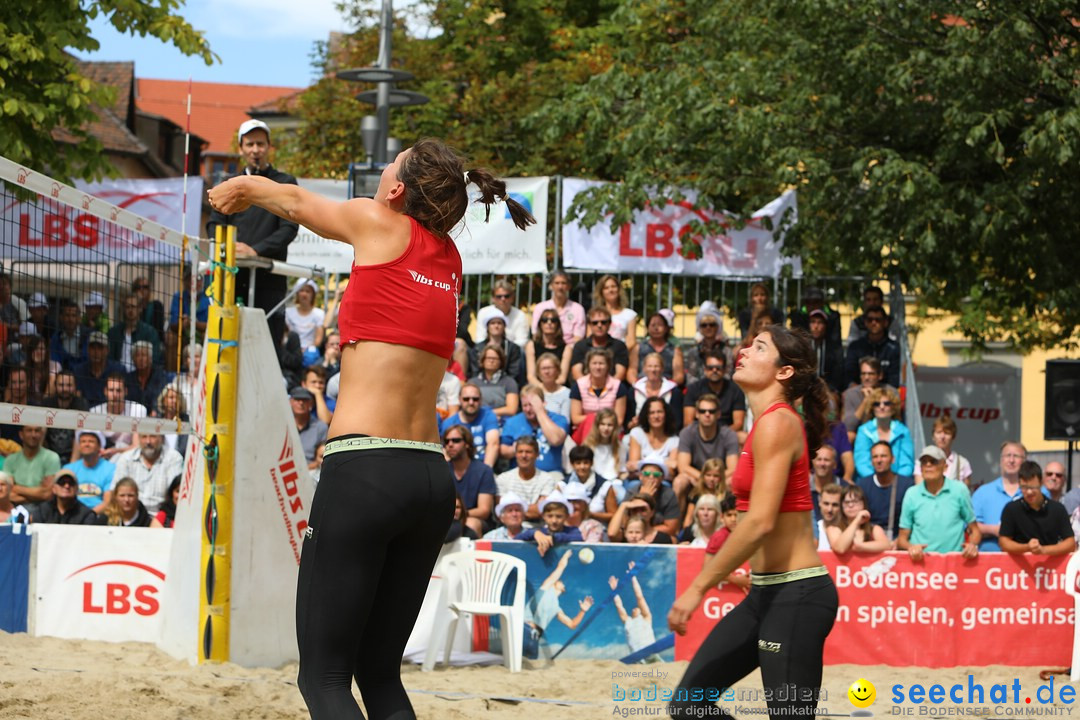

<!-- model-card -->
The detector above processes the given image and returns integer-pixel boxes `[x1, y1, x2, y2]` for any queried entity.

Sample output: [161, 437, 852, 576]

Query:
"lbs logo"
[65, 559, 165, 616]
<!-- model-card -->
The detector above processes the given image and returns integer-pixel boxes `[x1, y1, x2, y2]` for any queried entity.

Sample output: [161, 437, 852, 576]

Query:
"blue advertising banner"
[485, 541, 677, 662]
[0, 526, 32, 632]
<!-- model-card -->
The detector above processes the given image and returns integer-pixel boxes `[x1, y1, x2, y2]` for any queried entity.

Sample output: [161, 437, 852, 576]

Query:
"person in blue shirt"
[852, 387, 913, 478]
[440, 382, 500, 468]
[500, 385, 569, 473]
[50, 298, 87, 369]
[443, 424, 497, 536]
[972, 441, 1050, 552]
[62, 430, 115, 513]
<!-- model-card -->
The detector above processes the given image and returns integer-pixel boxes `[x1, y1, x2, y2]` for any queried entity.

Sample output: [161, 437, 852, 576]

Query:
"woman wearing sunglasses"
[852, 386, 914, 478]
[525, 309, 572, 386]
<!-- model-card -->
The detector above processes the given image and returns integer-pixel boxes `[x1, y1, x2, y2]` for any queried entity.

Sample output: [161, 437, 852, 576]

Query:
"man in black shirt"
[999, 460, 1075, 556]
[207, 120, 298, 348]
[844, 305, 901, 388]
[43, 370, 89, 462]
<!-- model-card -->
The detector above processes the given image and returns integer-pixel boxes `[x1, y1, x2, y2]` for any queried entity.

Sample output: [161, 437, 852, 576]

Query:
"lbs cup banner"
[561, 178, 801, 277]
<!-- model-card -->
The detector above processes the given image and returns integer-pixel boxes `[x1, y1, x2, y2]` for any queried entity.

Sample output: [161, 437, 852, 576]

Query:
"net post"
[199, 224, 239, 663]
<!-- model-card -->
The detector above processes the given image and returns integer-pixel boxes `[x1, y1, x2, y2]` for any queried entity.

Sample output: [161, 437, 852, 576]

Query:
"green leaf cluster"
[0, 0, 215, 183]
[285, 0, 1080, 351]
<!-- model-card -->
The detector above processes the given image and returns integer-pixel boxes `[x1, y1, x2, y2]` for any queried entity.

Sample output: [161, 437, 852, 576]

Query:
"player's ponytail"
[466, 168, 536, 231]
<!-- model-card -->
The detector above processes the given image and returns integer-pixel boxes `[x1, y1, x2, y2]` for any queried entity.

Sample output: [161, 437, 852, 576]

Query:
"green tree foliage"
[539, 0, 1080, 350]
[0, 0, 215, 182]
[288, 0, 1080, 349]
[277, 0, 619, 177]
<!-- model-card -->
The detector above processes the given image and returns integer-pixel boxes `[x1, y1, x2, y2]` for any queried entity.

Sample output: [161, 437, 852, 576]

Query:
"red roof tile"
[249, 88, 304, 116]
[136, 79, 302, 155]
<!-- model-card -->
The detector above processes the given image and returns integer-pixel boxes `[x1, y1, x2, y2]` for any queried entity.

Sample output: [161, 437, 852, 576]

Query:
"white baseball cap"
[18, 321, 36, 336]
[85, 291, 105, 307]
[476, 306, 508, 328]
[238, 119, 271, 143]
[28, 292, 48, 308]
[293, 278, 318, 294]
[639, 453, 670, 481]
[540, 490, 573, 516]
[78, 430, 106, 448]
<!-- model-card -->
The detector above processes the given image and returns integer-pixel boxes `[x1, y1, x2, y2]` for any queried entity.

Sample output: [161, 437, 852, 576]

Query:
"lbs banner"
[30, 524, 172, 643]
[561, 179, 801, 277]
[1, 176, 201, 263]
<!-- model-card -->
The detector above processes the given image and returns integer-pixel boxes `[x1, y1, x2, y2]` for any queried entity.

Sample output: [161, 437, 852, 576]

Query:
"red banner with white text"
[676, 551, 1074, 667]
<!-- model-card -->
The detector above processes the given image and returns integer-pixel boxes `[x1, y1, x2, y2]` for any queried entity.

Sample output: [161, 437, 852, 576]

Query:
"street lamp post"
[336, 0, 428, 169]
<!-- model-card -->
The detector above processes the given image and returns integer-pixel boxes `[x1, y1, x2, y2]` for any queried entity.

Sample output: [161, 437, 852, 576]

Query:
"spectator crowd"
[2, 271, 1077, 563]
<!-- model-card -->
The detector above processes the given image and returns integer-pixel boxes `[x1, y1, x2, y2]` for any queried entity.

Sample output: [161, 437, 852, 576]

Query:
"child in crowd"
[565, 408, 626, 480]
[825, 484, 891, 554]
[608, 492, 671, 544]
[568, 445, 625, 523]
[703, 493, 750, 589]
[563, 481, 607, 542]
[622, 517, 649, 544]
[704, 493, 739, 556]
[517, 491, 583, 555]
[683, 457, 725, 530]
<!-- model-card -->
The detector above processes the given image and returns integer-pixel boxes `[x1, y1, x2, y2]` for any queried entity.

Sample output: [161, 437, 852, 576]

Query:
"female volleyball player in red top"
[667, 325, 838, 719]
[209, 139, 534, 719]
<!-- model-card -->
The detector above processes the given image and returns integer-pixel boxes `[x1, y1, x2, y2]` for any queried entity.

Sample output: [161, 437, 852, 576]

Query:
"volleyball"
[578, 548, 595, 565]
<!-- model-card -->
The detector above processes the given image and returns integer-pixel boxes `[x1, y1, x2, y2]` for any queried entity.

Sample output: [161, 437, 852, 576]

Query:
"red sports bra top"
[729, 402, 813, 513]
[337, 216, 461, 359]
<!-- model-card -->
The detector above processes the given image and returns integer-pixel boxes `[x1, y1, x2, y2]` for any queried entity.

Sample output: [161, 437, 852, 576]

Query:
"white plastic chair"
[422, 550, 526, 673]
[1065, 552, 1080, 681]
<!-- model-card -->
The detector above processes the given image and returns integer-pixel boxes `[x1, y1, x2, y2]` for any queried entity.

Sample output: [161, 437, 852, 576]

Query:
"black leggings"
[295, 440, 456, 720]
[669, 571, 838, 719]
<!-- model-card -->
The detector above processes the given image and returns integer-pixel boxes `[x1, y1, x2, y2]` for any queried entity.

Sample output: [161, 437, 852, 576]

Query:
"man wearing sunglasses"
[475, 280, 529, 348]
[1043, 461, 1066, 504]
[443, 425, 496, 537]
[440, 382, 500, 468]
[570, 307, 629, 381]
[29, 469, 97, 525]
[843, 305, 900, 388]
[847, 285, 900, 345]
[683, 349, 746, 439]
[675, 394, 740, 510]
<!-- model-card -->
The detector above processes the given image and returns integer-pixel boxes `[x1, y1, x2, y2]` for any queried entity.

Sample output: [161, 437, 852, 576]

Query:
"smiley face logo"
[848, 678, 876, 710]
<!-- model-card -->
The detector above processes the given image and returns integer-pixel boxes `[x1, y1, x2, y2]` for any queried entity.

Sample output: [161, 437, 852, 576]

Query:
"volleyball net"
[1, 155, 320, 666]
[0, 155, 206, 442]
